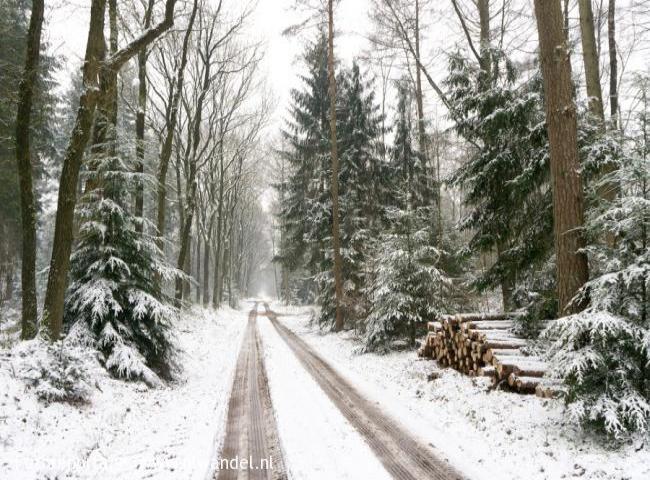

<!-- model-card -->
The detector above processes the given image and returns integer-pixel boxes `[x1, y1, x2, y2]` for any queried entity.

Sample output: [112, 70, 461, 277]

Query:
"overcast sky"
[45, 0, 376, 128]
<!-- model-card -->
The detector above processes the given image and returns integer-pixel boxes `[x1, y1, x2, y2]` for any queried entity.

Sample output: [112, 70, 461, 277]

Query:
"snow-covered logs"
[419, 313, 558, 397]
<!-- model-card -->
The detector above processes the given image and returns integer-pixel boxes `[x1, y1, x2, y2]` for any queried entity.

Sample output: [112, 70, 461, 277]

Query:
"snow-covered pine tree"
[64, 143, 179, 386]
[364, 82, 451, 352]
[278, 34, 332, 305]
[446, 49, 552, 313]
[543, 76, 650, 438]
[336, 62, 385, 323]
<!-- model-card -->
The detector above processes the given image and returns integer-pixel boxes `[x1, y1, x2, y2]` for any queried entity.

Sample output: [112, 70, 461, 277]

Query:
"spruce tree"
[336, 62, 385, 321]
[364, 82, 450, 352]
[64, 147, 179, 386]
[278, 34, 331, 304]
[446, 50, 552, 312]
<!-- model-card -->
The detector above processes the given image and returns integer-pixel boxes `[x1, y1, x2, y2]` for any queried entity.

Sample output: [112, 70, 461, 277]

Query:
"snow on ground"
[271, 302, 650, 480]
[256, 307, 392, 480]
[0, 305, 249, 480]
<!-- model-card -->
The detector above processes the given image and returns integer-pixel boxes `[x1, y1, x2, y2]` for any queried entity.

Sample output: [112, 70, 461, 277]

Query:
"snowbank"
[271, 302, 650, 480]
[0, 306, 248, 480]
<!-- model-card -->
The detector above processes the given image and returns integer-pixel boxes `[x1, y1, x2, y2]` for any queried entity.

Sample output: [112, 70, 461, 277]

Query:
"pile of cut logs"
[419, 313, 559, 397]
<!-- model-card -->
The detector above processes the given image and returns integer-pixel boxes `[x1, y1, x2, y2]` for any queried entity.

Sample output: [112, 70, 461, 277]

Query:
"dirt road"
[215, 304, 286, 480]
[262, 303, 465, 480]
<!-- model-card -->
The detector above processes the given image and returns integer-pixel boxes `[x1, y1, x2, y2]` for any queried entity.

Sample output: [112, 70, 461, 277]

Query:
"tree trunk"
[15, 0, 45, 339]
[195, 236, 201, 303]
[478, 0, 491, 79]
[155, 0, 198, 248]
[533, 0, 590, 315]
[327, 0, 345, 331]
[577, 0, 605, 121]
[496, 240, 516, 311]
[42, 0, 107, 340]
[203, 237, 211, 306]
[608, 0, 618, 128]
[212, 141, 225, 309]
[135, 0, 155, 231]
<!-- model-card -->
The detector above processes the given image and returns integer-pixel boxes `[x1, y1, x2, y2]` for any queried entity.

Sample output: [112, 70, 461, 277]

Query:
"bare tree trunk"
[534, 0, 590, 315]
[608, 0, 618, 128]
[203, 237, 211, 306]
[135, 0, 155, 232]
[43, 0, 179, 339]
[577, 0, 605, 121]
[156, 0, 199, 248]
[212, 134, 225, 309]
[195, 237, 201, 303]
[327, 0, 345, 331]
[15, 0, 45, 339]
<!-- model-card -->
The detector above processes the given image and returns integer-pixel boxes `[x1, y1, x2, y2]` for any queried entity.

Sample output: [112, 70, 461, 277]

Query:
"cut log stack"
[419, 313, 558, 397]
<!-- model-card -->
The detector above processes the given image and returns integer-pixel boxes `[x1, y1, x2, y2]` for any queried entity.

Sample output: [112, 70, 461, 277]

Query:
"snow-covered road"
[257, 306, 392, 480]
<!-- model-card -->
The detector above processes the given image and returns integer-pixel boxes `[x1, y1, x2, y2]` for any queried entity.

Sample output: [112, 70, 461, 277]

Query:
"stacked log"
[419, 312, 557, 396]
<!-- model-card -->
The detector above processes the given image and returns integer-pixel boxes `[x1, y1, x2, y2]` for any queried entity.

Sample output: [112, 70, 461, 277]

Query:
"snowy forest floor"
[0, 306, 249, 479]
[1, 301, 649, 480]
[271, 302, 650, 480]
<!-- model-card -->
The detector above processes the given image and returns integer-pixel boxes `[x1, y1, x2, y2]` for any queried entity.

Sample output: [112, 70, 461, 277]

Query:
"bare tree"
[135, 0, 156, 231]
[154, 0, 200, 250]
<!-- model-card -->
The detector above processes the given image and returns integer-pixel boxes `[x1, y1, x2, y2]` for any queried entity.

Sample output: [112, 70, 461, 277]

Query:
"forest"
[0, 0, 649, 478]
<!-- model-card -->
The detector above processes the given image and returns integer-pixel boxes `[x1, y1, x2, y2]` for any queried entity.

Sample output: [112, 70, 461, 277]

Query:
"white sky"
[45, 0, 375, 127]
[43, 0, 650, 136]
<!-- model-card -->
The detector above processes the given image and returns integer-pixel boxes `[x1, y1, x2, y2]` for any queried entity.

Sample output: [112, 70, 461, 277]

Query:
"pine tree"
[446, 50, 551, 311]
[336, 62, 385, 321]
[364, 83, 451, 352]
[278, 34, 331, 300]
[64, 146, 180, 386]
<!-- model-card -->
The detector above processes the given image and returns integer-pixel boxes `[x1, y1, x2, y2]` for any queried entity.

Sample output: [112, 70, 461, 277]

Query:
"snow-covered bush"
[23, 341, 92, 404]
[544, 79, 650, 437]
[64, 149, 180, 387]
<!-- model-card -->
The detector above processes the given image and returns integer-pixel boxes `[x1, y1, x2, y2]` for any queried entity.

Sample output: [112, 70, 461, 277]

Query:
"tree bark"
[15, 0, 45, 339]
[577, 0, 605, 121]
[327, 0, 345, 331]
[42, 0, 179, 340]
[608, 0, 618, 127]
[135, 0, 155, 232]
[533, 0, 590, 315]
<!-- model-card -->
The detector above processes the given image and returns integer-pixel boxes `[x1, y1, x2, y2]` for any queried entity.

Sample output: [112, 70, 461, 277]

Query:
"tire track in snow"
[263, 303, 466, 480]
[215, 304, 286, 480]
